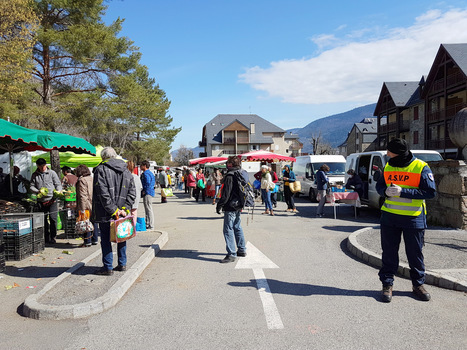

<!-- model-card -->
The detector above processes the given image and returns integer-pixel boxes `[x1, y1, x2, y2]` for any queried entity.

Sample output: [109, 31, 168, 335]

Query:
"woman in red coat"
[186, 169, 196, 198]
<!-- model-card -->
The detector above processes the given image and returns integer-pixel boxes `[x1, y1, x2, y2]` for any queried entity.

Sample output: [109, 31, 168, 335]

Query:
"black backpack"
[233, 171, 255, 209]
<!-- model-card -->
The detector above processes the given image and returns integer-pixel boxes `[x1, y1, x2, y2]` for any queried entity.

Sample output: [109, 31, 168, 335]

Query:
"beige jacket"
[76, 175, 93, 212]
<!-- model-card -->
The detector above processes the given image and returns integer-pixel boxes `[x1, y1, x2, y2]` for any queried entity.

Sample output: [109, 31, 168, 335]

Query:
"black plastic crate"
[0, 256, 5, 273]
[0, 218, 32, 237]
[4, 231, 33, 261]
[33, 239, 45, 253]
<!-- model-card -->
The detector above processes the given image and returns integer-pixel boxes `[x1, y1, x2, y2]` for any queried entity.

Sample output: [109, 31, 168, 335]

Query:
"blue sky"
[103, 0, 467, 151]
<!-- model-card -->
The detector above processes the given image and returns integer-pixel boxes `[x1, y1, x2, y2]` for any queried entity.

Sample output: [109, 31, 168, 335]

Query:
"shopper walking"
[216, 156, 247, 263]
[211, 168, 223, 205]
[268, 165, 279, 208]
[127, 161, 142, 227]
[194, 168, 206, 202]
[261, 165, 275, 215]
[376, 138, 436, 303]
[140, 160, 155, 229]
[282, 165, 297, 212]
[75, 164, 97, 247]
[92, 147, 136, 275]
[158, 168, 169, 203]
[316, 164, 330, 217]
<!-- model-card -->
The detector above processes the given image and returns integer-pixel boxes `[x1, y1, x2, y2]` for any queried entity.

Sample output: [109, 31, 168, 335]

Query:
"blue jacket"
[376, 156, 436, 229]
[141, 169, 155, 197]
[316, 170, 328, 190]
[282, 169, 296, 182]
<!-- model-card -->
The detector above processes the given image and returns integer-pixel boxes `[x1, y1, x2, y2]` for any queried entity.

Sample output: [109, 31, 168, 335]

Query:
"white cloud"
[240, 9, 467, 105]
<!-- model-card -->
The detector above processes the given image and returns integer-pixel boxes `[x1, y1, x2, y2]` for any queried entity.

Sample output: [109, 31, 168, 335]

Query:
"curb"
[23, 230, 169, 320]
[347, 227, 467, 293]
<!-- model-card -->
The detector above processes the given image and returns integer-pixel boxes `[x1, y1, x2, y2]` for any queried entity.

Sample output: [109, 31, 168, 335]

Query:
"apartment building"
[199, 114, 302, 157]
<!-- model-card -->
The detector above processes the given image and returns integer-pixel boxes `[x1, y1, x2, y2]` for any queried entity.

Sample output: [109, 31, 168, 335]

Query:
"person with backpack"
[216, 156, 248, 263]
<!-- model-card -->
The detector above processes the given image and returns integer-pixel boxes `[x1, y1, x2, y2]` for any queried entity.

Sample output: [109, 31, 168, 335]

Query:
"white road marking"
[236, 242, 284, 330]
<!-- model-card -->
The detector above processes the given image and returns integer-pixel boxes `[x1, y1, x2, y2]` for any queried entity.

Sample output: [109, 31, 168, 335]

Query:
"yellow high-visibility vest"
[381, 158, 428, 216]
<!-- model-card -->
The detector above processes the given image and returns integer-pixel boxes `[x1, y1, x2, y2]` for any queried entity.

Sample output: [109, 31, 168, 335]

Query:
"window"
[414, 130, 419, 145]
[414, 106, 419, 120]
[250, 123, 255, 134]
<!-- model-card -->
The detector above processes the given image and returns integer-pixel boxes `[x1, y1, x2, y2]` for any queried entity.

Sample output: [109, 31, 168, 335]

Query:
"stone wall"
[426, 160, 467, 229]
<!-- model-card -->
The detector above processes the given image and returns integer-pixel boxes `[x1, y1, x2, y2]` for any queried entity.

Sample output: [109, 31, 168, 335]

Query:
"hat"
[36, 158, 47, 166]
[387, 138, 409, 155]
[261, 165, 269, 170]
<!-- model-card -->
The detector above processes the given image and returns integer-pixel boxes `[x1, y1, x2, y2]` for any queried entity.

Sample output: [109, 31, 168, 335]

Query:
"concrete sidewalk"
[347, 226, 467, 292]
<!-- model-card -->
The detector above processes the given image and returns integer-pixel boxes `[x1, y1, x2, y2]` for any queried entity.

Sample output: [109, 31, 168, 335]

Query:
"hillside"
[288, 103, 377, 153]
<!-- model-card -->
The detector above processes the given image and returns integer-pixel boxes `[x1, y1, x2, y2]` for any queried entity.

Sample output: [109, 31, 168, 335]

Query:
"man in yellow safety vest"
[376, 138, 436, 303]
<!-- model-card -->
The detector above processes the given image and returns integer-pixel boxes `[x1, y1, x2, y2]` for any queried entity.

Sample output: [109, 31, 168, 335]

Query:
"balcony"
[223, 137, 236, 144]
[221, 150, 237, 155]
[430, 72, 466, 94]
[198, 140, 206, 147]
[379, 122, 397, 133]
[426, 102, 467, 123]
[236, 136, 249, 144]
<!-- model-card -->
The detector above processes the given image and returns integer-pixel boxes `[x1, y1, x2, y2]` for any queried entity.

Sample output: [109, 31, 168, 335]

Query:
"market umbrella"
[32, 145, 105, 168]
[0, 119, 96, 194]
[189, 156, 228, 165]
[239, 150, 296, 162]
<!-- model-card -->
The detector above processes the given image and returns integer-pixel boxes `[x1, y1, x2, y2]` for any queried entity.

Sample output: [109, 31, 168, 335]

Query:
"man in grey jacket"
[30, 158, 62, 244]
[92, 147, 136, 275]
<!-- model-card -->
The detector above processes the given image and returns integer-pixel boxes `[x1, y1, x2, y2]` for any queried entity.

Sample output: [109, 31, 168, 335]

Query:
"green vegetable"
[39, 187, 49, 196]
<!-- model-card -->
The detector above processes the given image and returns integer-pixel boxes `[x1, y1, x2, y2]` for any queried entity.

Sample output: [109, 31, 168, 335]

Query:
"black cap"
[36, 158, 47, 166]
[387, 138, 409, 155]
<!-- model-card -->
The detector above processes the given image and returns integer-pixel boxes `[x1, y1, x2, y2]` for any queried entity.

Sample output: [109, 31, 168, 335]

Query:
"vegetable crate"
[0, 218, 33, 261]
[1, 213, 45, 254]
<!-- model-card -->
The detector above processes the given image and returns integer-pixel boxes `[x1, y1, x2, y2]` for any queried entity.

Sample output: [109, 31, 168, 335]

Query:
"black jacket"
[92, 158, 136, 223]
[216, 167, 246, 212]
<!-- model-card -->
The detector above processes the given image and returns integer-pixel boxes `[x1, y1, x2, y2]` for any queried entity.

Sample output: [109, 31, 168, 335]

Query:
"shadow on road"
[155, 249, 224, 263]
[228, 279, 380, 301]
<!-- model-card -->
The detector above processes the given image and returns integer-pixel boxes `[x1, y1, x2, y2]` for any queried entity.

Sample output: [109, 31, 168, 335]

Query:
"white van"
[294, 155, 347, 202]
[345, 150, 443, 208]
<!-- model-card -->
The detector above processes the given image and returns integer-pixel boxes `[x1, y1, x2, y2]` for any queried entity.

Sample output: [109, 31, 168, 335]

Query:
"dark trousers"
[284, 186, 295, 209]
[270, 192, 277, 206]
[184, 181, 188, 193]
[85, 223, 99, 245]
[194, 187, 206, 202]
[40, 201, 58, 242]
[99, 221, 126, 270]
[379, 224, 426, 287]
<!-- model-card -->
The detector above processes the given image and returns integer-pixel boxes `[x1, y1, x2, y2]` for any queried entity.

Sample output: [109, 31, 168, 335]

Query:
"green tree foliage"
[0, 0, 38, 116]
[9, 0, 179, 162]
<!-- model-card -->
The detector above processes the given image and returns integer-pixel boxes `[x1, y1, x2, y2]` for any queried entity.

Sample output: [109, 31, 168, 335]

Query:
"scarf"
[388, 151, 414, 168]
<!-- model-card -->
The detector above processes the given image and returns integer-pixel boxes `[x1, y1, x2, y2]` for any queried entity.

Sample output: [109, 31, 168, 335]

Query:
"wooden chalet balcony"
[426, 102, 467, 122]
[236, 136, 249, 143]
[223, 137, 236, 144]
[426, 138, 456, 149]
[379, 122, 397, 133]
[431, 72, 466, 94]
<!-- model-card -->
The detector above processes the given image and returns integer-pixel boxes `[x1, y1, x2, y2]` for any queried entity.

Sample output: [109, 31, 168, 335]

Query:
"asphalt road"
[2, 191, 466, 350]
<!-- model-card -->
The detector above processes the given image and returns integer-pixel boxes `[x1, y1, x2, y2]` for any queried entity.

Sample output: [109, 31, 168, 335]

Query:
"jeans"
[100, 222, 126, 270]
[85, 222, 99, 245]
[143, 194, 154, 228]
[284, 185, 295, 209]
[223, 211, 246, 257]
[262, 189, 272, 211]
[317, 190, 326, 215]
[379, 225, 426, 287]
[215, 184, 221, 199]
[40, 201, 58, 242]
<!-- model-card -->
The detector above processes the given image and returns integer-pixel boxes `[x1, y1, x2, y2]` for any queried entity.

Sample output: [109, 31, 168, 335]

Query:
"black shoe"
[381, 285, 393, 303]
[92, 242, 98, 245]
[95, 267, 114, 276]
[412, 285, 431, 301]
[50, 239, 57, 244]
[220, 255, 237, 263]
[237, 251, 247, 257]
[113, 265, 127, 272]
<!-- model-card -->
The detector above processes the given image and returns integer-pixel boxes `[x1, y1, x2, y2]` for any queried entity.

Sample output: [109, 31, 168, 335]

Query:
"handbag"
[271, 184, 279, 193]
[110, 215, 136, 243]
[253, 179, 261, 190]
[197, 179, 206, 189]
[289, 181, 301, 193]
[161, 187, 174, 197]
[75, 210, 94, 235]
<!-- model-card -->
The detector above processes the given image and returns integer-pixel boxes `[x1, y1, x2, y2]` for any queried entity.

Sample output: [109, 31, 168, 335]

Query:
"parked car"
[293, 155, 347, 202]
[345, 150, 443, 208]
